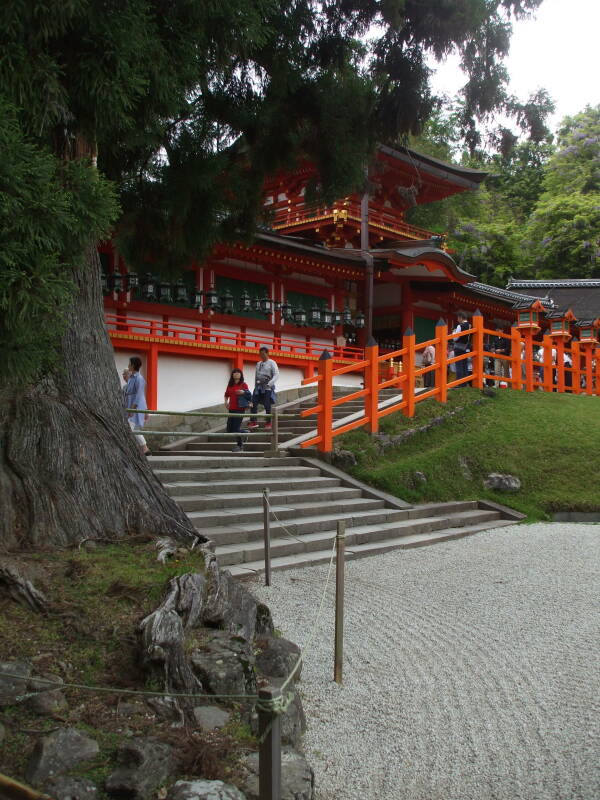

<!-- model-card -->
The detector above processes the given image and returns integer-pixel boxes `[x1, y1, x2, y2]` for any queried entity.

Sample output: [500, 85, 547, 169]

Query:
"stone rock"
[25, 727, 100, 788]
[414, 471, 427, 484]
[0, 661, 32, 707]
[241, 748, 314, 800]
[255, 637, 301, 682]
[277, 685, 306, 748]
[106, 738, 173, 800]
[146, 696, 184, 725]
[190, 630, 256, 698]
[27, 673, 68, 715]
[202, 557, 271, 642]
[484, 473, 521, 492]
[45, 776, 99, 800]
[192, 705, 231, 731]
[168, 779, 246, 800]
[331, 449, 357, 470]
[458, 456, 472, 481]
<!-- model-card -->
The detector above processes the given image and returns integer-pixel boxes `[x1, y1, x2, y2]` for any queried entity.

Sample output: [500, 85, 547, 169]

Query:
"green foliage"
[544, 105, 600, 196]
[0, 0, 543, 379]
[340, 389, 600, 520]
[0, 98, 117, 382]
[524, 194, 600, 279]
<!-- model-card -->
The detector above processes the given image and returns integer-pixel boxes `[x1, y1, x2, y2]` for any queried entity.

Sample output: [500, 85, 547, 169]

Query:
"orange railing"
[271, 198, 436, 241]
[105, 313, 363, 362]
[300, 313, 600, 452]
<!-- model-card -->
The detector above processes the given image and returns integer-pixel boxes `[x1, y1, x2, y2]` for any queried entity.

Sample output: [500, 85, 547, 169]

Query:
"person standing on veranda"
[248, 347, 279, 430]
[123, 356, 150, 455]
[452, 311, 471, 384]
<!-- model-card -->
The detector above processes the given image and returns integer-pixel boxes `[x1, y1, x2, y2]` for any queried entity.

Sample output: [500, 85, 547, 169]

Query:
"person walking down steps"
[123, 356, 150, 456]
[248, 347, 279, 430]
[224, 369, 251, 452]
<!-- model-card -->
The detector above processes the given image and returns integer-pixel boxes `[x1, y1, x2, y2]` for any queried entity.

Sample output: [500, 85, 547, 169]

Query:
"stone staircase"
[151, 389, 522, 576]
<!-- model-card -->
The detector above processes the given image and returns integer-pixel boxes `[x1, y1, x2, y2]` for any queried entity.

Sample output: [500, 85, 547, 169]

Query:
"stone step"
[162, 475, 342, 496]
[149, 455, 299, 469]
[194, 506, 410, 541]
[213, 508, 503, 563]
[153, 465, 323, 483]
[226, 518, 518, 576]
[170, 485, 363, 511]
[187, 496, 386, 528]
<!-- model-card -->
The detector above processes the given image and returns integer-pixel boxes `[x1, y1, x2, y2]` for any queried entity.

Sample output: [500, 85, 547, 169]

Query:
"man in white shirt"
[248, 347, 279, 430]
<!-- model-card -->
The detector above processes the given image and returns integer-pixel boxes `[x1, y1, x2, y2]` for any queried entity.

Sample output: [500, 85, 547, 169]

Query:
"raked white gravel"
[247, 523, 600, 800]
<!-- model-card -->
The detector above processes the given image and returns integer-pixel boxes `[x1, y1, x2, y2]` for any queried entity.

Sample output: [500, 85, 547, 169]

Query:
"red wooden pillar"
[510, 327, 522, 390]
[571, 340, 581, 394]
[316, 351, 334, 453]
[146, 344, 158, 410]
[524, 330, 535, 393]
[304, 362, 315, 381]
[556, 338, 565, 393]
[543, 335, 553, 393]
[402, 327, 416, 418]
[364, 337, 379, 434]
[584, 343, 594, 396]
[471, 311, 484, 390]
[435, 318, 448, 405]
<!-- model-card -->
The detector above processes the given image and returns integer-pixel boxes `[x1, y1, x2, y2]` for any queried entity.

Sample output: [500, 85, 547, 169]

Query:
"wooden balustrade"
[301, 315, 600, 453]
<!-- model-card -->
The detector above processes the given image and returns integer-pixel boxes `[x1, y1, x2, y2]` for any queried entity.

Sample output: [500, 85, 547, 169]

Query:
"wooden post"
[595, 347, 600, 396]
[258, 685, 282, 800]
[364, 337, 379, 434]
[571, 340, 581, 394]
[471, 310, 485, 390]
[510, 327, 522, 391]
[146, 343, 159, 410]
[334, 520, 346, 685]
[262, 488, 271, 587]
[543, 334, 553, 393]
[524, 330, 535, 393]
[584, 344, 593, 396]
[436, 319, 448, 405]
[556, 337, 565, 393]
[402, 328, 416, 418]
[316, 350, 334, 453]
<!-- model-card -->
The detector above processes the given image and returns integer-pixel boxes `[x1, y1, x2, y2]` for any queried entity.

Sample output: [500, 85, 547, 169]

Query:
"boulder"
[202, 558, 271, 642]
[106, 738, 173, 800]
[0, 661, 32, 707]
[255, 637, 301, 682]
[331, 449, 357, 470]
[27, 673, 68, 716]
[146, 696, 184, 725]
[278, 685, 306, 748]
[192, 705, 231, 731]
[26, 727, 99, 788]
[45, 776, 99, 800]
[190, 630, 256, 699]
[167, 779, 246, 800]
[241, 748, 314, 800]
[413, 471, 427, 484]
[484, 473, 521, 492]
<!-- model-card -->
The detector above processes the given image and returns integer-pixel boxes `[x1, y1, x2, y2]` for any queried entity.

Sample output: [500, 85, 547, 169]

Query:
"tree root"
[0, 562, 47, 613]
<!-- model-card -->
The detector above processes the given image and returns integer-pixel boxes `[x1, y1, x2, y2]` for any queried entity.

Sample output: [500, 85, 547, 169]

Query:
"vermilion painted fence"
[104, 313, 363, 361]
[300, 311, 600, 452]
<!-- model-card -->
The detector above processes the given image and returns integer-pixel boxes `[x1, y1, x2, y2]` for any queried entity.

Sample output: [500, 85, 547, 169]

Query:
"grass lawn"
[339, 387, 600, 520]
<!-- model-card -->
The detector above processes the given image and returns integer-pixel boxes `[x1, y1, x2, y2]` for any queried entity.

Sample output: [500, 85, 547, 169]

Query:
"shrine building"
[101, 145, 533, 410]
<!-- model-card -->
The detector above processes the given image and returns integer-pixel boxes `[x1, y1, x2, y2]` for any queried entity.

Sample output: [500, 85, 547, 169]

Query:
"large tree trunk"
[0, 245, 205, 551]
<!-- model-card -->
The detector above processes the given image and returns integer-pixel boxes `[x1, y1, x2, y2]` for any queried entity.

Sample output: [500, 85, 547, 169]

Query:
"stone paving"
[249, 523, 600, 799]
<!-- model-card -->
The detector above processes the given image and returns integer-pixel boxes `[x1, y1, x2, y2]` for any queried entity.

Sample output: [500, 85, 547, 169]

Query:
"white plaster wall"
[166, 315, 203, 341]
[245, 328, 274, 349]
[333, 373, 363, 387]
[276, 366, 305, 392]
[278, 332, 306, 352]
[114, 352, 145, 387]
[157, 356, 231, 410]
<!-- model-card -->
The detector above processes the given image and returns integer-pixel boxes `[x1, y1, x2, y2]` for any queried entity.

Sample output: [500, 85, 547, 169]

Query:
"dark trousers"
[226, 409, 245, 445]
[454, 349, 470, 383]
[250, 389, 272, 422]
[424, 370, 435, 388]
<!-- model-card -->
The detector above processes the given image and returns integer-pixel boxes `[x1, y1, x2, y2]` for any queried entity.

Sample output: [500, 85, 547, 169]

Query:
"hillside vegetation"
[339, 388, 600, 520]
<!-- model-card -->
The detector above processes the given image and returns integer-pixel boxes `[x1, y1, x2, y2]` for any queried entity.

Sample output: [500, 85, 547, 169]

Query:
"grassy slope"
[339, 388, 600, 520]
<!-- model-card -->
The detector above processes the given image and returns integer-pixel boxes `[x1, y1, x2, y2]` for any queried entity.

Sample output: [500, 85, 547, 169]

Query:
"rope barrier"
[126, 409, 296, 418]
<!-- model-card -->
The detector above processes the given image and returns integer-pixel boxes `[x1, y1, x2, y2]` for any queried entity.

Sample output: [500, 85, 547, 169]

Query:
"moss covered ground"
[339, 387, 600, 520]
[0, 541, 252, 792]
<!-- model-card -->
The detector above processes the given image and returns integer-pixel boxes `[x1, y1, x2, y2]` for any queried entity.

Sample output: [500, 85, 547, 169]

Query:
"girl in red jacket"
[224, 369, 250, 452]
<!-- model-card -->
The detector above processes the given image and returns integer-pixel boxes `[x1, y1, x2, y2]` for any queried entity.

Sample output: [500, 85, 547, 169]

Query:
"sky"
[430, 0, 600, 133]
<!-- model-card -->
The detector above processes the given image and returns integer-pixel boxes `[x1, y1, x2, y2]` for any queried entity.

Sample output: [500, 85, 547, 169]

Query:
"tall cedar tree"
[0, 1, 541, 549]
